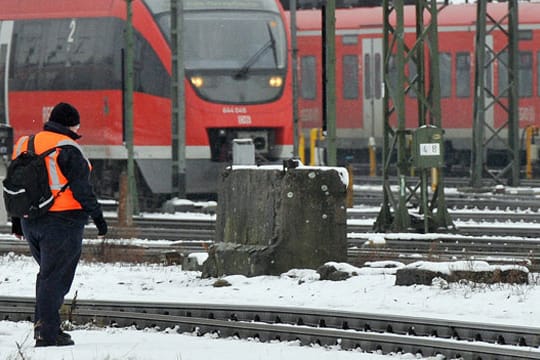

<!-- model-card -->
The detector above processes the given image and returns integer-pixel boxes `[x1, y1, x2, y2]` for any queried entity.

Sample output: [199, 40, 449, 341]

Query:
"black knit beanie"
[49, 102, 80, 127]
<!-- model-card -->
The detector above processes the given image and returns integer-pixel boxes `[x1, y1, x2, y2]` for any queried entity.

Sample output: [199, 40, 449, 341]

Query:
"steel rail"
[352, 175, 540, 189]
[0, 297, 538, 359]
[3, 209, 540, 239]
[353, 190, 540, 211]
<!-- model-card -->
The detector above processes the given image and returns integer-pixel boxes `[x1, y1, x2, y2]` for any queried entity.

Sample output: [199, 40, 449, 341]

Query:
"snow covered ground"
[2, 191, 540, 359]
[1, 251, 539, 360]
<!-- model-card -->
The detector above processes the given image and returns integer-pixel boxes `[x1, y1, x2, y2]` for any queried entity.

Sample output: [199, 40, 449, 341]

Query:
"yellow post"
[309, 128, 322, 166]
[346, 163, 354, 208]
[526, 126, 538, 179]
[298, 132, 305, 164]
[368, 136, 376, 176]
[431, 168, 438, 192]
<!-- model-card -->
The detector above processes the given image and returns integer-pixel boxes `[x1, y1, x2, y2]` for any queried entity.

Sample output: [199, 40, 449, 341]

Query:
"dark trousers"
[22, 212, 87, 343]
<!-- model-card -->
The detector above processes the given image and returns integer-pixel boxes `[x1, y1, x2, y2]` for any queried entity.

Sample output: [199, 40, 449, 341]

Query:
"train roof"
[289, 2, 540, 32]
[0, 0, 285, 21]
[0, 0, 124, 20]
[0, 0, 125, 20]
[143, 0, 282, 14]
[183, 0, 281, 12]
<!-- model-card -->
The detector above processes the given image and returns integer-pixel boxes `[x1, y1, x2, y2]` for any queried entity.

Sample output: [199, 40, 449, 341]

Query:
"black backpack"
[3, 135, 67, 219]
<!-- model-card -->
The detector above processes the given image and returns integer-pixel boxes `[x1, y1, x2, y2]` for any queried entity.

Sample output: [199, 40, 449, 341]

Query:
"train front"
[179, 0, 293, 194]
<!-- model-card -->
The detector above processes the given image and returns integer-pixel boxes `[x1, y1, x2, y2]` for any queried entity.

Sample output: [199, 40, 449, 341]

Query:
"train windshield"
[146, 1, 288, 104]
[184, 12, 286, 71]
[149, 9, 286, 71]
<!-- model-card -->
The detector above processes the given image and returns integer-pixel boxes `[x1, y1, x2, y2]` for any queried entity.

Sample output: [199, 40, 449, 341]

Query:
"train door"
[362, 38, 384, 142]
[0, 21, 13, 125]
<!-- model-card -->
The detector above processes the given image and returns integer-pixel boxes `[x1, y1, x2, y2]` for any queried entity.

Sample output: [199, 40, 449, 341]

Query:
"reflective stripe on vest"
[12, 132, 92, 212]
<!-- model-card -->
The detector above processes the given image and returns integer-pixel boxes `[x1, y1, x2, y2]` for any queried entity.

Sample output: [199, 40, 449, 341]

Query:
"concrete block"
[203, 165, 348, 277]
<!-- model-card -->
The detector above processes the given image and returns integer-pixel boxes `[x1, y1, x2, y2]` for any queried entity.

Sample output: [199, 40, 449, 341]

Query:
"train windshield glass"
[149, 8, 286, 72]
[183, 12, 286, 71]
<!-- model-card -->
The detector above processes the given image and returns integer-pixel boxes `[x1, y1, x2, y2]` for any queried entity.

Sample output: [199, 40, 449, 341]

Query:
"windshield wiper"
[234, 22, 277, 79]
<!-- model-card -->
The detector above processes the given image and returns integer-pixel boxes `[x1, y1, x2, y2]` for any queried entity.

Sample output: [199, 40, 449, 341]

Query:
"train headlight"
[190, 76, 204, 88]
[268, 76, 283, 88]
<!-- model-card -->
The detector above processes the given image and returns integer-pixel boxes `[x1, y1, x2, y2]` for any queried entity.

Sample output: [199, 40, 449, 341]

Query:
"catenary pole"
[123, 0, 138, 223]
[291, 0, 299, 158]
[471, 0, 520, 187]
[322, 0, 336, 166]
[375, 0, 453, 233]
[171, 0, 186, 197]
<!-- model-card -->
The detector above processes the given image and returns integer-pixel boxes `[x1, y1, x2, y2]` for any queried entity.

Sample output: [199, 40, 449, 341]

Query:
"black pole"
[121, 48, 126, 143]
[321, 4, 327, 134]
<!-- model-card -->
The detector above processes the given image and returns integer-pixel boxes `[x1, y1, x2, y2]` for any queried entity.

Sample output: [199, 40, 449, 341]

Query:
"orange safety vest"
[13, 131, 92, 212]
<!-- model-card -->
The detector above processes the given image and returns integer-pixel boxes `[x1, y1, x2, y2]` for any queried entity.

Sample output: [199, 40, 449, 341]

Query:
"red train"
[291, 2, 540, 171]
[0, 0, 293, 205]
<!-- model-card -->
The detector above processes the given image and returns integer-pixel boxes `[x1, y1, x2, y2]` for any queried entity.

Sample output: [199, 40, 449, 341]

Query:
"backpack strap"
[28, 135, 70, 195]
[27, 135, 36, 155]
[27, 135, 58, 158]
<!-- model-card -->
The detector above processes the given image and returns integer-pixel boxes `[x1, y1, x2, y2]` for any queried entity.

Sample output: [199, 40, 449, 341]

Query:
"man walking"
[11, 102, 107, 347]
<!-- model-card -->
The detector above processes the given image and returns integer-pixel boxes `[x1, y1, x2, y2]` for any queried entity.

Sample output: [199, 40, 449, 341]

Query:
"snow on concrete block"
[395, 261, 529, 286]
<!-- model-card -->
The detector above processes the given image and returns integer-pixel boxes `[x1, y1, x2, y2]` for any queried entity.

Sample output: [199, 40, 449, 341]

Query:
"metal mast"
[322, 0, 337, 166]
[471, 0, 520, 188]
[121, 0, 139, 225]
[375, 0, 453, 233]
[171, 0, 186, 197]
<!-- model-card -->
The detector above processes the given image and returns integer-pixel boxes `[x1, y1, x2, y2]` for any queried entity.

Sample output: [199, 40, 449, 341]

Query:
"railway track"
[1, 209, 540, 270]
[352, 175, 540, 189]
[2, 205, 539, 240]
[2, 183, 540, 269]
[353, 187, 540, 211]
[348, 234, 540, 270]
[1, 296, 538, 359]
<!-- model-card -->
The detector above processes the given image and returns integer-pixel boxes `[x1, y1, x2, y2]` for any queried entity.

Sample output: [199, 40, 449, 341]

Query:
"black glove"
[11, 217, 23, 239]
[92, 215, 108, 236]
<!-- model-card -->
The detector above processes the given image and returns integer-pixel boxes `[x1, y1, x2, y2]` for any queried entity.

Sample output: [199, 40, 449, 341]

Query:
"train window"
[11, 19, 113, 91]
[456, 52, 471, 98]
[184, 13, 286, 71]
[364, 54, 372, 99]
[374, 53, 382, 100]
[10, 18, 168, 97]
[485, 51, 493, 93]
[301, 56, 317, 100]
[497, 51, 509, 96]
[519, 30, 533, 41]
[10, 22, 44, 89]
[498, 51, 532, 98]
[364, 53, 382, 100]
[440, 52, 451, 98]
[12, 24, 39, 64]
[406, 55, 450, 98]
[538, 52, 540, 97]
[387, 55, 398, 96]
[342, 35, 357, 45]
[519, 52, 533, 97]
[134, 31, 171, 98]
[42, 19, 98, 88]
[343, 55, 358, 99]
[408, 60, 417, 98]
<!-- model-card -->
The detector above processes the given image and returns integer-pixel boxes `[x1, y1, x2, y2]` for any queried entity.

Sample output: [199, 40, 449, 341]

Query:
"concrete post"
[203, 164, 348, 277]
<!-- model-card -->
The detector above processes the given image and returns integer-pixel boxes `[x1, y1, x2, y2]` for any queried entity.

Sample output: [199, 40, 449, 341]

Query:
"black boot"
[58, 330, 72, 340]
[35, 333, 75, 347]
